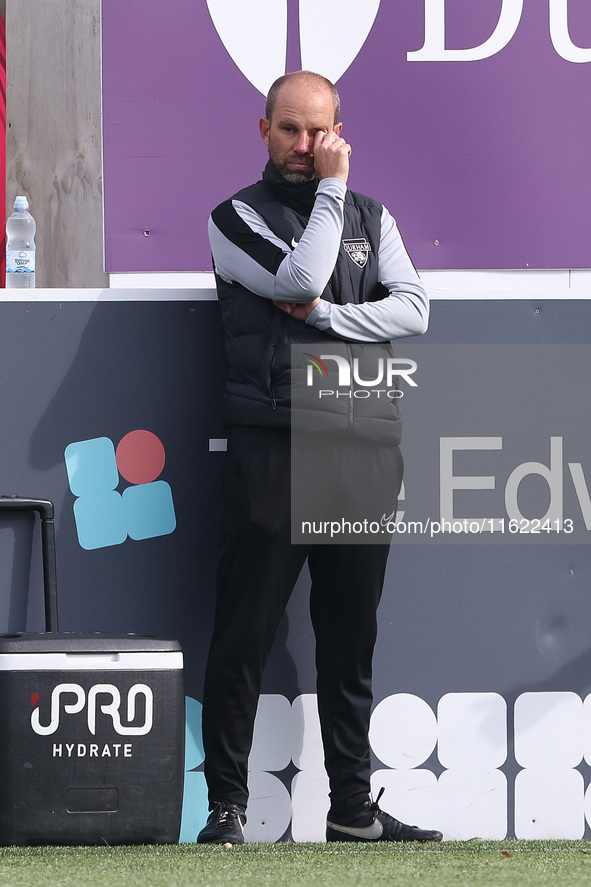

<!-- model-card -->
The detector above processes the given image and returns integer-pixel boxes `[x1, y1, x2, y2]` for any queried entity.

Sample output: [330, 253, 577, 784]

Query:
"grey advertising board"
[0, 295, 590, 840]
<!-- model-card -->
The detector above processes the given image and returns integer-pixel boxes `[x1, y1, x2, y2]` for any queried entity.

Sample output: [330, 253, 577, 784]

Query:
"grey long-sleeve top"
[208, 176, 429, 344]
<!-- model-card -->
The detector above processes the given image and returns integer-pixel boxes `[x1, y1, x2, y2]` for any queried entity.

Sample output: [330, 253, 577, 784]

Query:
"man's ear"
[334, 122, 343, 136]
[259, 117, 270, 146]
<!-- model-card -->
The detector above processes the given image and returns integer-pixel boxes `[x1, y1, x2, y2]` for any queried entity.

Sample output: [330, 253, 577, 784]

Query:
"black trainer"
[197, 800, 247, 845]
[326, 788, 443, 844]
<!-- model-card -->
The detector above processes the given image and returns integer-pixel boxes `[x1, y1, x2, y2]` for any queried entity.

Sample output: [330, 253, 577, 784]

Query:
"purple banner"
[102, 0, 591, 272]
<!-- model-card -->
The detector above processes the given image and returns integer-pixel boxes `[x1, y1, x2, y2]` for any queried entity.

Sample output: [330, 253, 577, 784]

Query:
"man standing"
[198, 71, 442, 845]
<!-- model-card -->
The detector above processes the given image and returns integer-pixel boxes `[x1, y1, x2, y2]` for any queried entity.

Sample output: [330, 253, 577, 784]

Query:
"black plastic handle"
[0, 496, 59, 632]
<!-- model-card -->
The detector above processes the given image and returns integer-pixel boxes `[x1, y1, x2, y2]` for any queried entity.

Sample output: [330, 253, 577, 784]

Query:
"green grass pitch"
[1, 842, 591, 887]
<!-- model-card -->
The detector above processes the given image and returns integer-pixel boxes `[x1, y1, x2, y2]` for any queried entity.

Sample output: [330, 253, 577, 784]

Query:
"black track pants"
[201, 426, 402, 812]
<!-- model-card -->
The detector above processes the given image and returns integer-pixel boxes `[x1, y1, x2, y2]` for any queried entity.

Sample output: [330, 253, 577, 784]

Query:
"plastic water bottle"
[6, 196, 36, 288]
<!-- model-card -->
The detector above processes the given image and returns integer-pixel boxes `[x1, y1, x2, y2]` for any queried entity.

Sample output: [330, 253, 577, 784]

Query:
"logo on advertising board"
[31, 683, 154, 759]
[206, 0, 381, 93]
[206, 0, 591, 95]
[64, 430, 176, 550]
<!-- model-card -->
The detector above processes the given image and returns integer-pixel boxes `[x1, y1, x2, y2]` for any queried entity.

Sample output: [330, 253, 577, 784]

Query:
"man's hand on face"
[312, 129, 351, 184]
[272, 298, 320, 321]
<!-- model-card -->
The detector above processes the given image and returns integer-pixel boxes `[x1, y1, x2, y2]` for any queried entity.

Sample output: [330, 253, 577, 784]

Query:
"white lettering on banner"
[549, 0, 591, 63]
[440, 437, 502, 524]
[408, 0, 591, 64]
[568, 463, 591, 530]
[408, 0, 525, 62]
[31, 683, 154, 736]
[504, 436, 563, 524]
[439, 436, 591, 527]
[208, 0, 590, 98]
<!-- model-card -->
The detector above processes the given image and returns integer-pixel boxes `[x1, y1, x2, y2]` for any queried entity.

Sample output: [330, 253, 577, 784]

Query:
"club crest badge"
[343, 238, 371, 269]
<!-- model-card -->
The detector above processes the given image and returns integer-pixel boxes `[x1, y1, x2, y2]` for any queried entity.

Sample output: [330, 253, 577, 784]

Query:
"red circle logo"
[115, 430, 166, 485]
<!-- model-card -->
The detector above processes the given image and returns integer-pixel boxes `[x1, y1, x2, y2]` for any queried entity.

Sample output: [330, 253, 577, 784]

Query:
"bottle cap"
[14, 196, 29, 211]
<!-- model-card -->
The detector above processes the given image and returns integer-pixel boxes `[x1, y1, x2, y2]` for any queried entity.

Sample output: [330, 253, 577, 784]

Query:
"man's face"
[259, 80, 342, 183]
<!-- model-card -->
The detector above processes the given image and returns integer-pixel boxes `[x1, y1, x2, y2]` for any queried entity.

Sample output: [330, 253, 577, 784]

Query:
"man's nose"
[294, 132, 311, 153]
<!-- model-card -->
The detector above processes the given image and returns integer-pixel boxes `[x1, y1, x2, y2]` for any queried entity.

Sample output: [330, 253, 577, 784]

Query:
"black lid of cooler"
[0, 633, 182, 654]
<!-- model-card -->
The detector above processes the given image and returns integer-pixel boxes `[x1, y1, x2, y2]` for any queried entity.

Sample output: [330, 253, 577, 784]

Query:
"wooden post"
[5, 0, 108, 287]
[0, 1, 6, 282]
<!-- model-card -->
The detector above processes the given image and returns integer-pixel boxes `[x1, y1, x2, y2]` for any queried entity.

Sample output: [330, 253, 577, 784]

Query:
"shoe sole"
[326, 825, 443, 843]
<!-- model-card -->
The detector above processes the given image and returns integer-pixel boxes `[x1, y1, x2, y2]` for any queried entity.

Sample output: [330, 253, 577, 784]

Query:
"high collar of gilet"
[262, 160, 319, 215]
